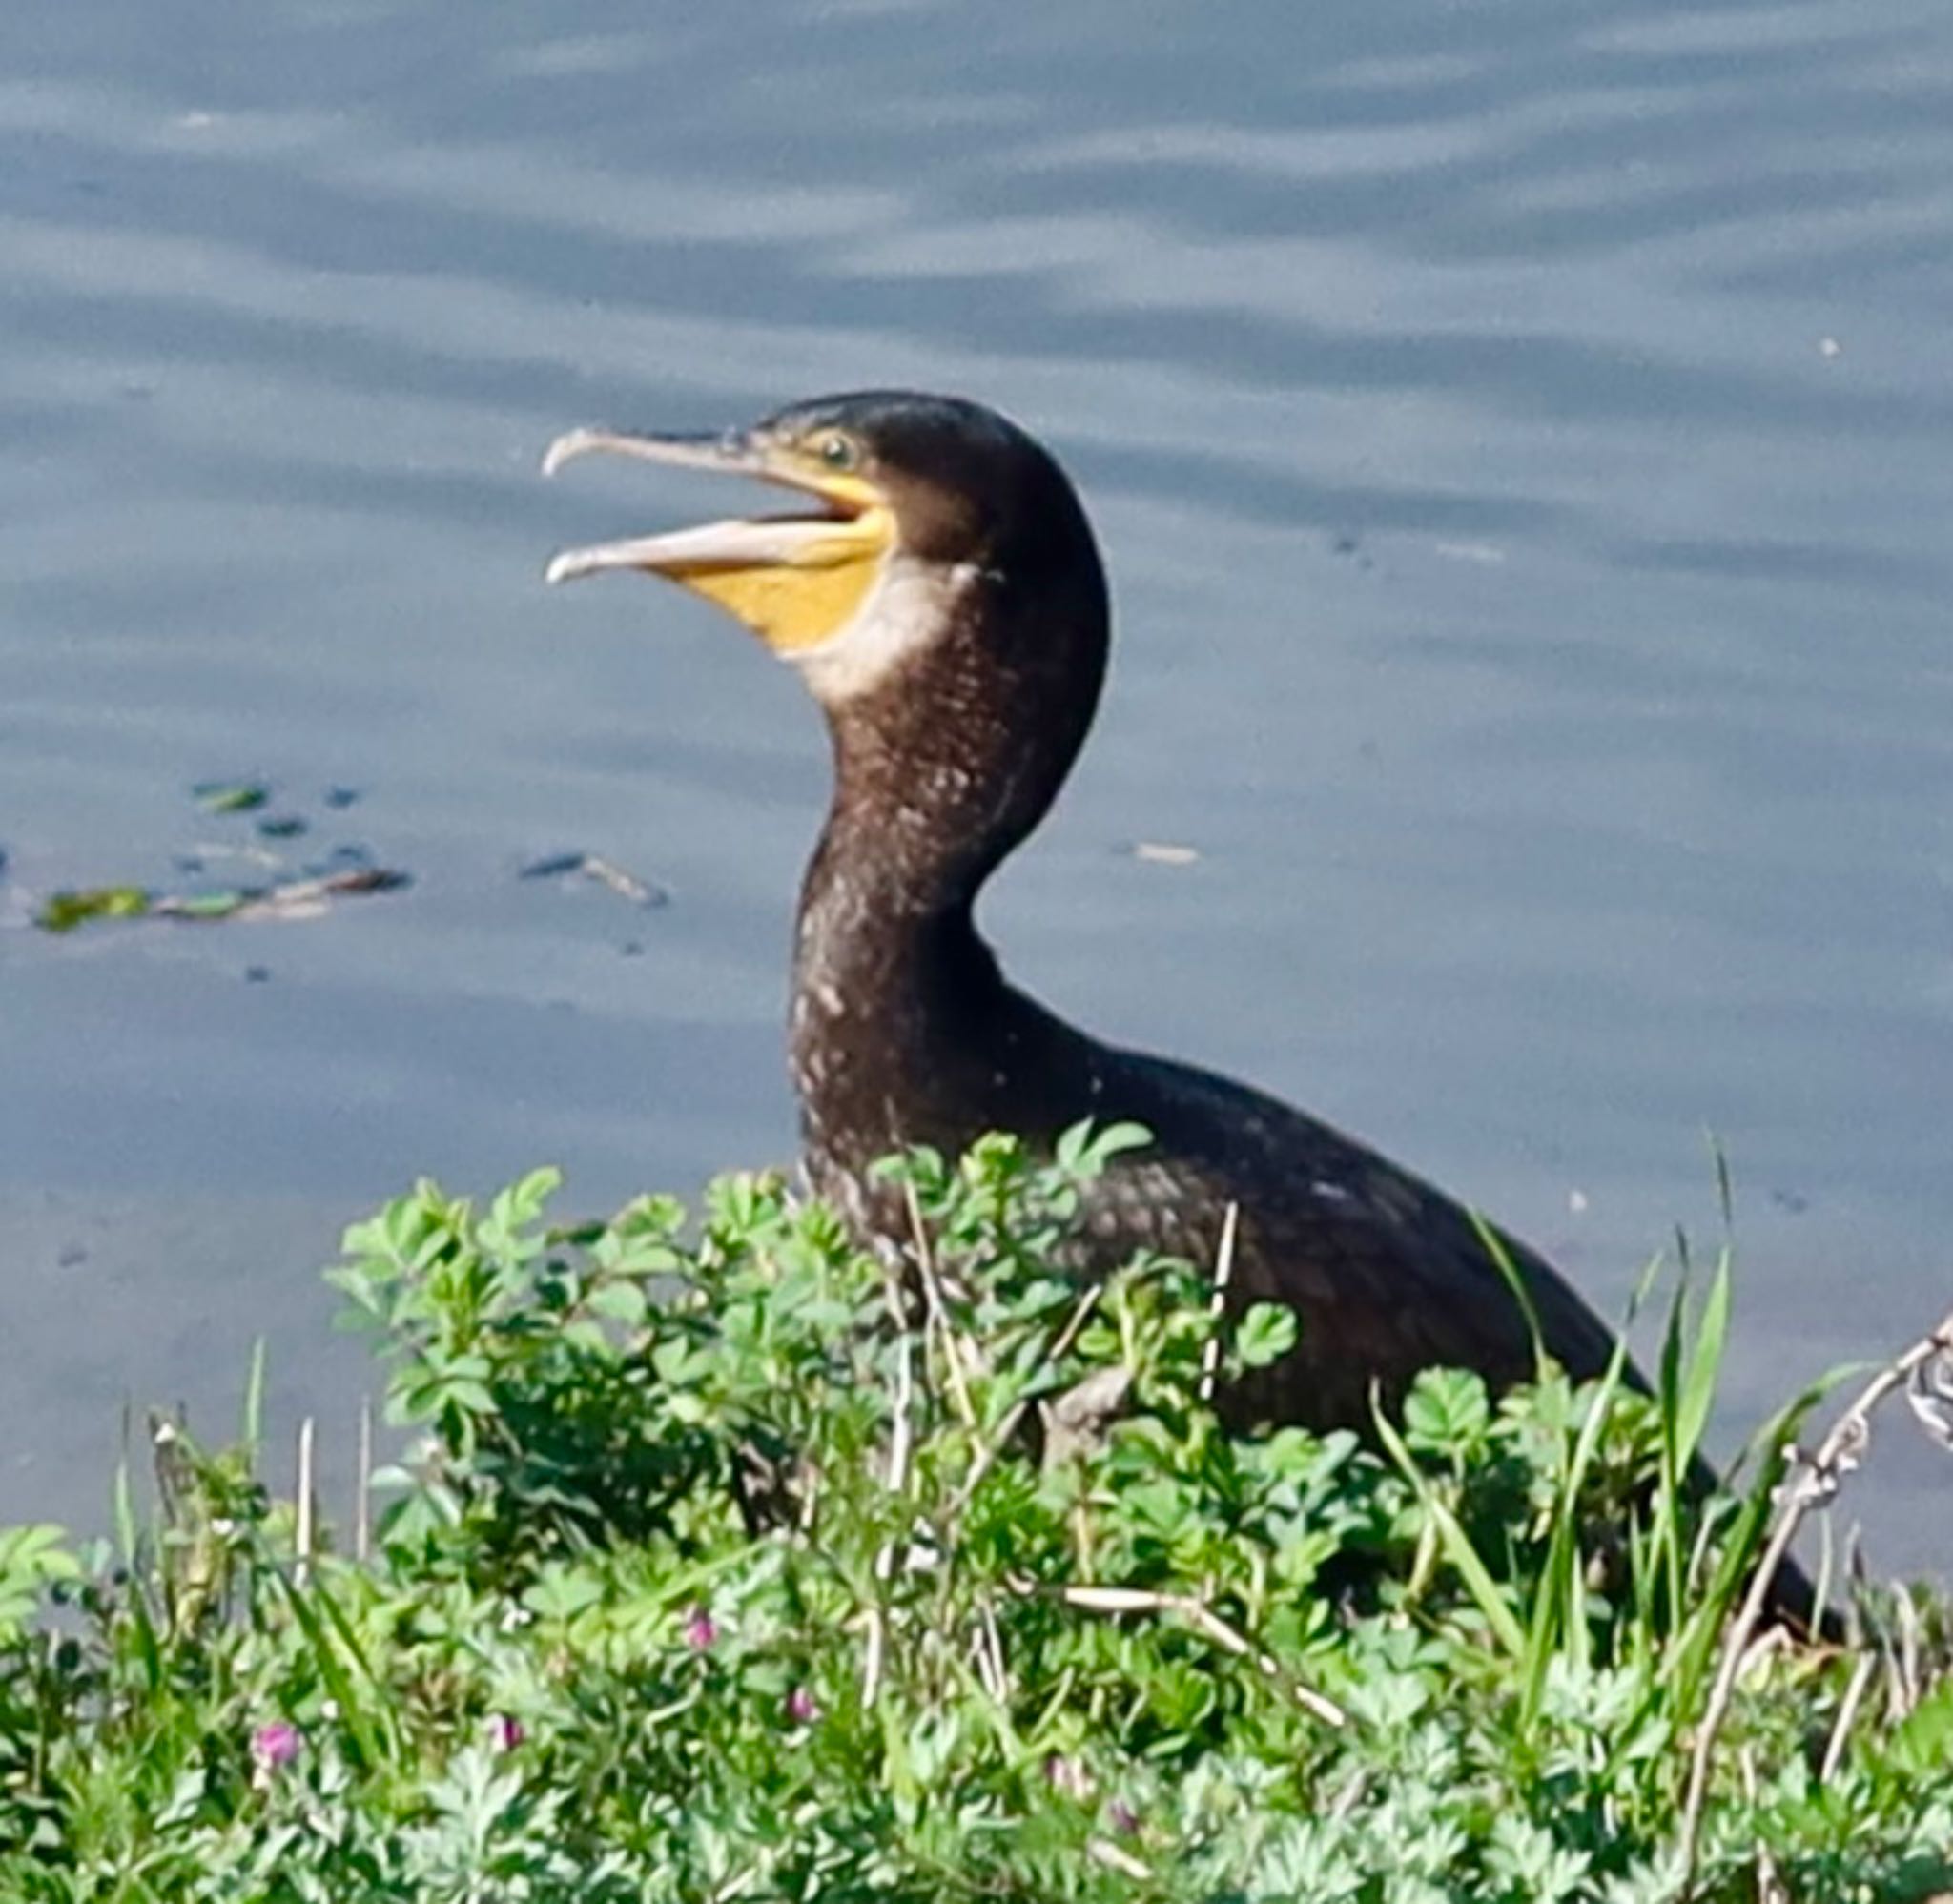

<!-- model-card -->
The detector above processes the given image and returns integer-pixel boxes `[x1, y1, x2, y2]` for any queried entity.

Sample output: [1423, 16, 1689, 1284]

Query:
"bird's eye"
[817, 434, 857, 472]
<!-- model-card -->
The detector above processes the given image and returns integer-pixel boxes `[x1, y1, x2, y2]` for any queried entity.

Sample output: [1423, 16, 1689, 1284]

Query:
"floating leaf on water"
[37, 868, 407, 933]
[161, 891, 252, 920]
[37, 887, 152, 933]
[322, 786, 361, 809]
[191, 781, 271, 814]
[156, 867, 410, 924]
[256, 815, 309, 840]
[521, 851, 668, 908]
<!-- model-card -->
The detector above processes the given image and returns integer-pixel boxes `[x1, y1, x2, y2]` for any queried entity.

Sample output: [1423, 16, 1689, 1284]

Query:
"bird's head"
[544, 390, 1104, 710]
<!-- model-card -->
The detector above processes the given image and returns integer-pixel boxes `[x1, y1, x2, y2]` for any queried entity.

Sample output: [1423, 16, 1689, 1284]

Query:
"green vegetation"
[2, 1129, 1948, 1901]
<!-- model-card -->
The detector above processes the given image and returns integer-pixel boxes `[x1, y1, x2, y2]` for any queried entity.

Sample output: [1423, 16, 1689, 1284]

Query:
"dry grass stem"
[860, 1606, 886, 1708]
[1890, 1583, 1923, 1716]
[1046, 1582, 1347, 1730]
[1819, 1650, 1879, 1784]
[903, 1178, 979, 1433]
[973, 1602, 1009, 1703]
[874, 1329, 917, 1584]
[1087, 1837, 1153, 1879]
[1199, 1201, 1240, 1405]
[1680, 1302, 1953, 1882]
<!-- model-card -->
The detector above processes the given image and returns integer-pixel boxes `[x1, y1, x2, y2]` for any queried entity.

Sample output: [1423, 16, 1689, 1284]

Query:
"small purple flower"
[488, 1713, 525, 1751]
[684, 1607, 718, 1651]
[1107, 1799, 1141, 1838]
[250, 1720, 301, 1772]
[785, 1686, 818, 1725]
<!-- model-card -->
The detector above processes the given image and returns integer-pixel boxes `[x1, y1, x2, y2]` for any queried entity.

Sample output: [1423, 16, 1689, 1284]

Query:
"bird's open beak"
[542, 426, 894, 654]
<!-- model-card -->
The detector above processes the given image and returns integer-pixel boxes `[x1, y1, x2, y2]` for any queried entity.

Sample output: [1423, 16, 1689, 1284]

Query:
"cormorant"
[535, 391, 1741, 1449]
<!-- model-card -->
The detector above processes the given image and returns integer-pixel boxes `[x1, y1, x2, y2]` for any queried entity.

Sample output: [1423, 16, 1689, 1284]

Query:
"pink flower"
[488, 1714, 524, 1751]
[250, 1720, 301, 1772]
[1108, 1799, 1141, 1837]
[684, 1607, 718, 1650]
[786, 1686, 818, 1725]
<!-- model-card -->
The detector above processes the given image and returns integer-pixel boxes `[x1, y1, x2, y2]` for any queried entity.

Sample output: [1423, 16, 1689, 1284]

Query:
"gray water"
[4, 0, 1950, 1569]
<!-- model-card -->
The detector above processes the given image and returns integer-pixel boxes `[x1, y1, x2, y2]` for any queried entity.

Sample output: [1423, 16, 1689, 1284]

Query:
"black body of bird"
[542, 391, 1816, 1618]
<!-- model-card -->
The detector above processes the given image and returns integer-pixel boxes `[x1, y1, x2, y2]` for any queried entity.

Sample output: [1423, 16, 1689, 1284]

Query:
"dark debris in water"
[37, 868, 409, 934]
[520, 851, 669, 910]
[29, 778, 409, 935]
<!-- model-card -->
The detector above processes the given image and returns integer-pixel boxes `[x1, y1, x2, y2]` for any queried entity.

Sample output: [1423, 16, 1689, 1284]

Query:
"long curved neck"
[788, 560, 1108, 1169]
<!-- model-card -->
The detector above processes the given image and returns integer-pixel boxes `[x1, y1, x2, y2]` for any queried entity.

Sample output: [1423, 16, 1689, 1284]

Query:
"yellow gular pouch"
[670, 504, 894, 655]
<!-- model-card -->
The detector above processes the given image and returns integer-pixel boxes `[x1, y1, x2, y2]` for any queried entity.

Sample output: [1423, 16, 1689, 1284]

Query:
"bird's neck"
[791, 716, 1017, 1051]
[785, 562, 1109, 1177]
[787, 678, 1051, 1177]
[789, 819, 1010, 1174]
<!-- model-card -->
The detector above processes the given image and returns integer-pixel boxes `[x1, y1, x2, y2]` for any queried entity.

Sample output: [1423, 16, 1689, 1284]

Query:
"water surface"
[5, 0, 1951, 1565]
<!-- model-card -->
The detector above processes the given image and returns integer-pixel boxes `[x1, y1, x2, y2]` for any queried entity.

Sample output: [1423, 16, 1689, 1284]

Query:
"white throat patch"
[794, 554, 986, 706]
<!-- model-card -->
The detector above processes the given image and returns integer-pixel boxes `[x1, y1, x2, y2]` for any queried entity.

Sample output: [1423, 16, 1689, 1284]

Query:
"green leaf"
[1401, 1367, 1490, 1455]
[192, 779, 270, 812]
[1234, 1300, 1299, 1370]
[586, 1280, 649, 1327]
[1672, 1251, 1732, 1473]
[36, 885, 151, 932]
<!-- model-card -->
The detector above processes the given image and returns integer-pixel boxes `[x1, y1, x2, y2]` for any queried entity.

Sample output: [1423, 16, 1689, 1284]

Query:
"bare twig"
[973, 1602, 1009, 1703]
[1036, 1580, 1347, 1730]
[881, 1327, 917, 1531]
[903, 1179, 979, 1433]
[1680, 1304, 1953, 1881]
[1087, 1837, 1153, 1880]
[1893, 1582, 1923, 1717]
[1819, 1651, 1878, 1785]
[1198, 1202, 1240, 1405]
[863, 1324, 917, 1708]
[860, 1607, 886, 1709]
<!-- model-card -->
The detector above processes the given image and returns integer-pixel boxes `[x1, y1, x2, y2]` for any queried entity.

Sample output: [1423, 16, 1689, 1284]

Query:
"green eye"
[817, 434, 857, 472]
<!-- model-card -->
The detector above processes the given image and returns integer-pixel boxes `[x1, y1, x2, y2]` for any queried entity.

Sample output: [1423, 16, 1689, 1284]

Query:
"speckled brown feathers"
[761, 393, 1621, 1431]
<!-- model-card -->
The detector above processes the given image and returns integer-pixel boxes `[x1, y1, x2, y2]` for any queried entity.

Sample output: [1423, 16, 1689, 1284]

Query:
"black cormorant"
[537, 391, 1756, 1459]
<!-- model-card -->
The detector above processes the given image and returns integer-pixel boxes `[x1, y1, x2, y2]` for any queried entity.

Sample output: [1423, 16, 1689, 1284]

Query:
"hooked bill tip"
[541, 428, 606, 479]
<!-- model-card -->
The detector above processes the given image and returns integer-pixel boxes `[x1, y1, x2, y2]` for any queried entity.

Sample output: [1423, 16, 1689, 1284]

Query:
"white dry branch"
[1680, 1303, 1953, 1883]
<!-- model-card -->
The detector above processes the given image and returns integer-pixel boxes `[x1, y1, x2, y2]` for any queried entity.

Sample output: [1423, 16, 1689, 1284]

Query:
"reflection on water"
[3, 0, 1950, 1564]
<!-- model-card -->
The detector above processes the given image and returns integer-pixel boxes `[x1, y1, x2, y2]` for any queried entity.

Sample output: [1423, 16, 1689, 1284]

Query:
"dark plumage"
[544, 390, 1819, 1618]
